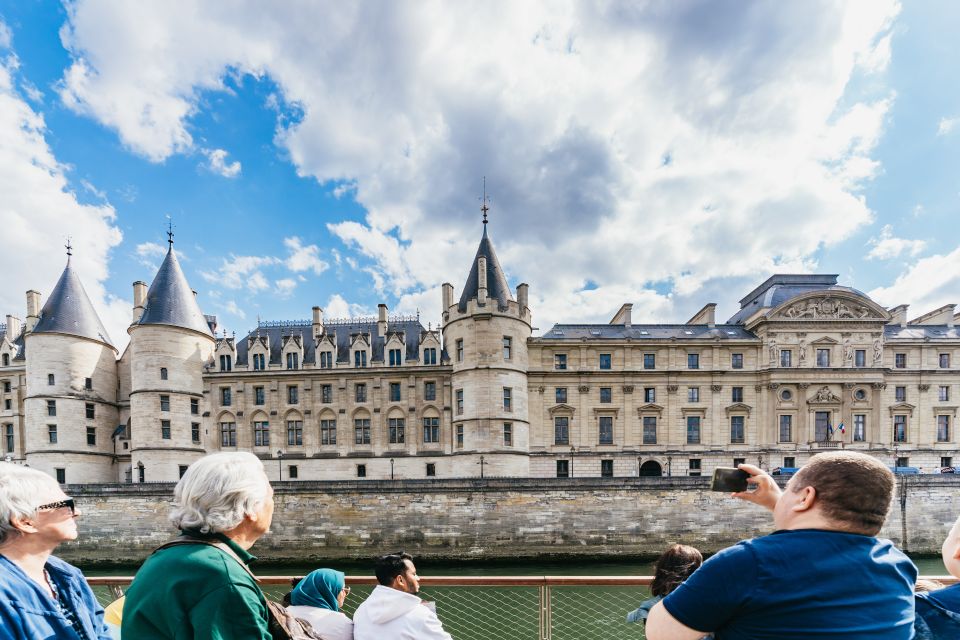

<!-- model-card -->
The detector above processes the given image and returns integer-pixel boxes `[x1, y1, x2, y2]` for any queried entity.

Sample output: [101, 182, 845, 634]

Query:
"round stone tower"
[23, 250, 119, 483]
[128, 235, 214, 482]
[442, 214, 532, 477]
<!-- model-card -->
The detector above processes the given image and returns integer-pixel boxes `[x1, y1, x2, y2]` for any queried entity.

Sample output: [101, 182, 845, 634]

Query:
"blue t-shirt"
[662, 529, 917, 639]
[915, 584, 960, 638]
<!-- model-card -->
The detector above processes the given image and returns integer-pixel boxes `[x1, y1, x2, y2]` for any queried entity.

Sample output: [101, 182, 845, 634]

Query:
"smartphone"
[711, 467, 749, 492]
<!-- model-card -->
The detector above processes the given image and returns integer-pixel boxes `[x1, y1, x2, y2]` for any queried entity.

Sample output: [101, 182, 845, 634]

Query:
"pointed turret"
[32, 250, 115, 351]
[138, 243, 213, 337]
[457, 222, 513, 312]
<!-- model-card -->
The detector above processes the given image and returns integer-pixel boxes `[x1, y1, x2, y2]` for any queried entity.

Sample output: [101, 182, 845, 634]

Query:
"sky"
[0, 0, 958, 353]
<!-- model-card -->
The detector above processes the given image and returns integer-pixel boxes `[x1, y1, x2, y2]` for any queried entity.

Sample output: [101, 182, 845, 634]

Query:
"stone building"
[1, 223, 958, 483]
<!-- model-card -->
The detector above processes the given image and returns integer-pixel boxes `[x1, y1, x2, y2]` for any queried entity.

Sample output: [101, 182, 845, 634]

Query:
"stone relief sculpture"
[798, 339, 807, 364]
[810, 386, 840, 403]
[873, 337, 883, 364]
[843, 339, 853, 364]
[768, 338, 777, 365]
[779, 297, 875, 320]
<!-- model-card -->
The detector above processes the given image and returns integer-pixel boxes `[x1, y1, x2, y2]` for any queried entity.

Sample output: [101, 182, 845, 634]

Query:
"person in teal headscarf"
[286, 568, 354, 640]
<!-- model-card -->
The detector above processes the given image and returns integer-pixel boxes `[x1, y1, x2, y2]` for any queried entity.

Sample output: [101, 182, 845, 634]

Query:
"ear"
[9, 515, 39, 535]
[952, 542, 960, 560]
[791, 486, 817, 512]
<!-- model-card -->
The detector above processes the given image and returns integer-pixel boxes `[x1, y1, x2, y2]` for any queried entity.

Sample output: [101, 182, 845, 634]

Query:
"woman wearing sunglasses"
[0, 463, 111, 640]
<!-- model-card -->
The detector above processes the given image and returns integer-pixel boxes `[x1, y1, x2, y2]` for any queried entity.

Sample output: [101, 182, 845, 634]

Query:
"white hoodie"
[352, 585, 452, 640]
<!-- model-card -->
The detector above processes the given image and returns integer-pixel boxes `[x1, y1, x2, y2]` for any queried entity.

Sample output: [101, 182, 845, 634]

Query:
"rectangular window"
[48, 424, 57, 444]
[288, 465, 298, 479]
[423, 417, 440, 443]
[287, 386, 299, 404]
[85, 377, 93, 389]
[354, 419, 371, 445]
[644, 353, 656, 370]
[731, 386, 743, 403]
[599, 387, 612, 404]
[389, 382, 401, 402]
[320, 420, 337, 445]
[178, 465, 188, 479]
[855, 350, 866, 367]
[456, 389, 464, 415]
[47, 400, 56, 416]
[642, 416, 657, 444]
[938, 415, 951, 442]
[730, 416, 745, 444]
[286, 352, 299, 370]
[426, 463, 436, 477]
[503, 336, 512, 360]
[4, 424, 13, 453]
[290, 423, 310, 450]
[687, 387, 700, 402]
[780, 350, 792, 368]
[3, 381, 10, 392]
[48, 373, 55, 386]
[941, 457, 953, 469]
[191, 398, 199, 415]
[895, 353, 907, 368]
[815, 411, 830, 441]
[357, 464, 366, 478]
[221, 422, 236, 447]
[601, 459, 614, 477]
[424, 381, 436, 402]
[253, 353, 265, 371]
[687, 353, 699, 369]
[254, 421, 270, 447]
[598, 416, 613, 444]
[191, 422, 200, 443]
[423, 348, 437, 365]
[86, 426, 96, 446]
[220, 387, 231, 406]
[896, 456, 909, 469]
[686, 416, 701, 444]
[355, 383, 367, 403]
[503, 422, 512, 446]
[554, 353, 567, 370]
[255, 386, 265, 405]
[556, 387, 567, 403]
[389, 418, 405, 444]
[554, 417, 569, 445]
[816, 348, 830, 367]
[893, 415, 907, 443]
[556, 460, 570, 478]
[644, 387, 656, 403]
[456, 339, 464, 362]
[353, 351, 367, 368]
[503, 387, 512, 411]
[940, 386, 950, 402]
[160, 395, 170, 412]
[322, 384, 333, 404]
[779, 415, 793, 442]
[86, 403, 95, 419]
[731, 353, 743, 369]
[599, 353, 611, 370]
[784, 456, 796, 469]
[3, 400, 8, 411]
[389, 348, 402, 366]
[895, 386, 906, 402]
[161, 419, 171, 440]
[940, 353, 951, 368]
[456, 424, 464, 448]
[55, 468, 65, 484]
[320, 351, 333, 369]
[853, 414, 866, 442]
[688, 459, 701, 477]
[220, 354, 232, 371]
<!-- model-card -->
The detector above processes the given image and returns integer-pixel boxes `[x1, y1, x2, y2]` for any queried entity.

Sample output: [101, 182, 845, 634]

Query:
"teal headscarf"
[290, 568, 346, 612]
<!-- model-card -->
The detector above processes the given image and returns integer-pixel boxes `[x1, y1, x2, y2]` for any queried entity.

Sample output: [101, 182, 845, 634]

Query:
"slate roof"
[537, 324, 756, 341]
[138, 247, 214, 337]
[0, 325, 26, 361]
[235, 319, 427, 366]
[884, 325, 960, 340]
[727, 274, 870, 324]
[458, 226, 513, 312]
[31, 259, 115, 350]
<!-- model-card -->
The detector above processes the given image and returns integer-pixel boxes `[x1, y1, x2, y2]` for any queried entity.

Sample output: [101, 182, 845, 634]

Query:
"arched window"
[160, 367, 168, 380]
[48, 373, 55, 385]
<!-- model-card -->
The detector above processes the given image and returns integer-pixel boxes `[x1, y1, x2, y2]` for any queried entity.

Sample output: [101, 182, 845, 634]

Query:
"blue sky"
[0, 1, 958, 351]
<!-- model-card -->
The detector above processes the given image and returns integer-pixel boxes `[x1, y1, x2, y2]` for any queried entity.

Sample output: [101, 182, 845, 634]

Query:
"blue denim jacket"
[0, 553, 111, 640]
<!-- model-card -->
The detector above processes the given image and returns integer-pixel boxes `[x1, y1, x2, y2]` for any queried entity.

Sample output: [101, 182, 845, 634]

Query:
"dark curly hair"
[650, 544, 703, 597]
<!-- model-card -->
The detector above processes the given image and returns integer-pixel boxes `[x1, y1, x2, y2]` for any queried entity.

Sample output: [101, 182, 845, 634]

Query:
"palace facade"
[1, 221, 958, 483]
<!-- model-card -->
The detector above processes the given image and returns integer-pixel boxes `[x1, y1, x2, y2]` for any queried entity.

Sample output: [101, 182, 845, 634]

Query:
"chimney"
[377, 304, 388, 337]
[610, 303, 633, 327]
[517, 283, 529, 312]
[25, 290, 41, 332]
[477, 256, 488, 305]
[442, 283, 454, 311]
[888, 304, 908, 328]
[132, 281, 148, 323]
[312, 306, 324, 339]
[5, 315, 21, 339]
[686, 303, 717, 327]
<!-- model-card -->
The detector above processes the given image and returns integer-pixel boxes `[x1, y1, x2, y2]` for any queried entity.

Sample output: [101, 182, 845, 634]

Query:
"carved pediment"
[248, 335, 269, 351]
[349, 332, 371, 348]
[810, 336, 839, 345]
[769, 293, 890, 322]
[548, 403, 577, 416]
[725, 402, 753, 415]
[889, 402, 915, 416]
[315, 333, 337, 349]
[637, 403, 664, 415]
[281, 333, 303, 349]
[934, 405, 959, 417]
[807, 385, 841, 404]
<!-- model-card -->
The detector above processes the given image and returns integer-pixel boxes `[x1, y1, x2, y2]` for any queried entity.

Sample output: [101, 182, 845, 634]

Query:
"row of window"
[220, 381, 440, 407]
[219, 416, 453, 447]
[222, 347, 442, 373]
[551, 352, 737, 370]
[44, 374, 95, 389]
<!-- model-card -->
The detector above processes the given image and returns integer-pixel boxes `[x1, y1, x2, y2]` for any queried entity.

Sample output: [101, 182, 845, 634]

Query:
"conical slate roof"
[33, 258, 115, 350]
[458, 225, 513, 312]
[138, 246, 213, 337]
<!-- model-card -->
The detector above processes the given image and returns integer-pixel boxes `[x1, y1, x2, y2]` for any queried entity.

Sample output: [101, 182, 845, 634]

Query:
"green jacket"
[121, 532, 271, 640]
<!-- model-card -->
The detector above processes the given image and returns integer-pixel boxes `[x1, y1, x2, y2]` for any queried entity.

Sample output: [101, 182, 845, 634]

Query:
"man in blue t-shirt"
[646, 451, 917, 640]
[915, 515, 960, 638]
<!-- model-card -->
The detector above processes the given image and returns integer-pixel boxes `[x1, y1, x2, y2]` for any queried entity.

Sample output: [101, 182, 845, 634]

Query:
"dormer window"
[354, 351, 367, 368]
[286, 352, 299, 370]
[252, 353, 265, 371]
[389, 348, 402, 366]
[220, 355, 232, 372]
[2, 354, 8, 366]
[423, 348, 437, 365]
[319, 352, 333, 369]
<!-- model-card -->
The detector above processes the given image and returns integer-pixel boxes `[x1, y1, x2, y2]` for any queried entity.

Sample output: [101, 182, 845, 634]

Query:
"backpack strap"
[153, 535, 259, 582]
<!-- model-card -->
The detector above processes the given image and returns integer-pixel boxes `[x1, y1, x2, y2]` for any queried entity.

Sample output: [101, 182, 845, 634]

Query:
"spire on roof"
[137, 238, 213, 337]
[167, 218, 174, 249]
[480, 176, 489, 230]
[458, 184, 512, 312]
[32, 252, 116, 350]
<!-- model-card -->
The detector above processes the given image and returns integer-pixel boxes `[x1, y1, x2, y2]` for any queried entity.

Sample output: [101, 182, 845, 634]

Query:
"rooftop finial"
[480, 176, 490, 227]
[166, 217, 174, 248]
[65, 237, 73, 260]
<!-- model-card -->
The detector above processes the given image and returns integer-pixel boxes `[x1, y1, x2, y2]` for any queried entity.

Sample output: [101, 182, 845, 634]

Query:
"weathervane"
[65, 236, 73, 258]
[166, 216, 174, 248]
[480, 176, 490, 226]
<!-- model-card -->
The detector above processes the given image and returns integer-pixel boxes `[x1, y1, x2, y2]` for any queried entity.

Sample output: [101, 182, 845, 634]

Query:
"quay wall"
[59, 476, 960, 565]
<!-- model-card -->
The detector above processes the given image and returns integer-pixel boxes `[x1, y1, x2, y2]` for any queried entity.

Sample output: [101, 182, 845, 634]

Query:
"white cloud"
[283, 236, 328, 275]
[865, 224, 926, 260]
[0, 35, 127, 350]
[275, 277, 297, 297]
[869, 246, 960, 313]
[0, 20, 11, 50]
[201, 147, 241, 178]
[201, 255, 277, 291]
[57, 1, 902, 328]
[938, 117, 959, 136]
[324, 293, 367, 320]
[222, 299, 245, 319]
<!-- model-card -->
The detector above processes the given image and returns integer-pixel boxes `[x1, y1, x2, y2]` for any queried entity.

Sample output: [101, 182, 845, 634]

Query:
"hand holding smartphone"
[710, 467, 749, 492]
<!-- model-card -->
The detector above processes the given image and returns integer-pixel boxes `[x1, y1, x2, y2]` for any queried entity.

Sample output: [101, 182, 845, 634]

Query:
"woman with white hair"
[0, 462, 112, 639]
[121, 451, 275, 640]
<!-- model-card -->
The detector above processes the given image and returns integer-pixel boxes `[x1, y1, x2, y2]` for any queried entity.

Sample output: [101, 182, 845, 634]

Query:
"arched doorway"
[639, 460, 663, 477]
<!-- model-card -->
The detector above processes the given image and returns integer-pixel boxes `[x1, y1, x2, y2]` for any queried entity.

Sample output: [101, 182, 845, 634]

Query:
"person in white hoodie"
[352, 552, 452, 640]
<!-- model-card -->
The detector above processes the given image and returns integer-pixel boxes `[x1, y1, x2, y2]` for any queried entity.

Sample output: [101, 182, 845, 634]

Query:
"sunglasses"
[37, 498, 75, 515]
